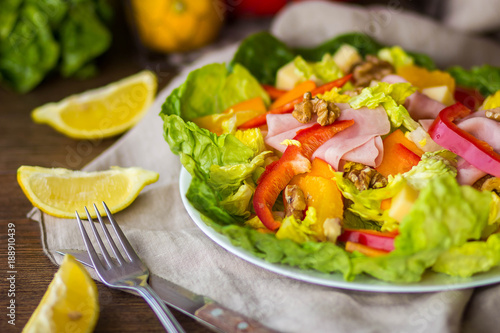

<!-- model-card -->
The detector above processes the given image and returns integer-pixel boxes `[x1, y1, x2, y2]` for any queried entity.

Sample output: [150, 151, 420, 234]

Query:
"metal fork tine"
[84, 206, 114, 269]
[93, 203, 125, 265]
[102, 201, 139, 262]
[75, 211, 106, 272]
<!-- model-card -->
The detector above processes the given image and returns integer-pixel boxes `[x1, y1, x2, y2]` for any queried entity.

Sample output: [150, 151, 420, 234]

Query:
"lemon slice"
[22, 254, 99, 333]
[18, 166, 159, 218]
[32, 71, 157, 139]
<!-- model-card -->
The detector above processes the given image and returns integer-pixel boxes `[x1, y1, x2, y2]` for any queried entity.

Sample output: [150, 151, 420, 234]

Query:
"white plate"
[180, 167, 500, 293]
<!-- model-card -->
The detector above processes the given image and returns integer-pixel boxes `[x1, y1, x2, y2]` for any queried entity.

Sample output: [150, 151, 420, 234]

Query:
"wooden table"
[0, 23, 210, 333]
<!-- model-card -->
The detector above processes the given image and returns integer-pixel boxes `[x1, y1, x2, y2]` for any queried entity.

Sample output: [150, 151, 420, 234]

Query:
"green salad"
[160, 32, 500, 283]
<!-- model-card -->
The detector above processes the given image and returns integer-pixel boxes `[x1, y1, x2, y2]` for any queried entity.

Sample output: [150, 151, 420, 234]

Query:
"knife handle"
[195, 302, 278, 333]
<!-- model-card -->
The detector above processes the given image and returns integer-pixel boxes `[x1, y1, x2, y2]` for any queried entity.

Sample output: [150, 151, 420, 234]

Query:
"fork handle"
[136, 283, 186, 333]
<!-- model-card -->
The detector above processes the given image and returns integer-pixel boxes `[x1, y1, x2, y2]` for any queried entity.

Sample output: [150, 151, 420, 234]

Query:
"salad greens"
[231, 32, 436, 86]
[0, 0, 112, 93]
[335, 173, 404, 231]
[293, 54, 343, 85]
[447, 65, 500, 96]
[377, 46, 414, 69]
[276, 207, 319, 244]
[161, 31, 500, 283]
[348, 82, 418, 131]
[352, 175, 491, 282]
[161, 63, 270, 121]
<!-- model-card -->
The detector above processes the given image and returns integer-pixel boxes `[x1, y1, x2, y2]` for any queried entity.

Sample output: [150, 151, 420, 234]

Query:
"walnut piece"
[292, 92, 341, 126]
[352, 55, 394, 87]
[292, 92, 314, 123]
[315, 98, 341, 126]
[284, 185, 306, 220]
[343, 162, 388, 191]
[486, 109, 500, 122]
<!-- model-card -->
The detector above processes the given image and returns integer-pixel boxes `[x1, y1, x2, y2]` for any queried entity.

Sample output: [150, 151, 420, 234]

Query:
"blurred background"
[2, 0, 499, 96]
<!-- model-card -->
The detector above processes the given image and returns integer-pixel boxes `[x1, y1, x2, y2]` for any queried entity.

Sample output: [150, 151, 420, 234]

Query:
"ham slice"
[312, 106, 390, 169]
[265, 106, 391, 169]
[382, 74, 446, 120]
[265, 114, 316, 152]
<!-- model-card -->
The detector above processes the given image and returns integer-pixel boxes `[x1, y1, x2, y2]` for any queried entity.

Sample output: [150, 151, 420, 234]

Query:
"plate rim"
[179, 167, 500, 293]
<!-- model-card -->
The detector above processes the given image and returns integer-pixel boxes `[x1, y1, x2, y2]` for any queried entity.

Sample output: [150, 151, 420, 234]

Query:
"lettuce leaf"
[0, 4, 59, 93]
[447, 65, 500, 97]
[352, 175, 491, 282]
[164, 115, 255, 176]
[293, 54, 343, 84]
[403, 150, 457, 190]
[276, 207, 319, 244]
[161, 63, 270, 121]
[335, 173, 405, 231]
[230, 31, 296, 85]
[294, 32, 383, 61]
[432, 233, 500, 278]
[349, 82, 419, 131]
[377, 46, 414, 69]
[164, 114, 271, 222]
[221, 224, 352, 277]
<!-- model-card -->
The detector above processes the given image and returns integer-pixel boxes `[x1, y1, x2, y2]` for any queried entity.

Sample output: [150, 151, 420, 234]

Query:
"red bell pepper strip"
[428, 102, 500, 177]
[238, 74, 353, 130]
[262, 84, 287, 100]
[253, 120, 355, 231]
[338, 228, 397, 252]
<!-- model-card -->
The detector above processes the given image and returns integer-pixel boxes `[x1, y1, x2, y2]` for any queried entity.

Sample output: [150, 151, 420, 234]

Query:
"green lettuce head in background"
[0, 0, 112, 93]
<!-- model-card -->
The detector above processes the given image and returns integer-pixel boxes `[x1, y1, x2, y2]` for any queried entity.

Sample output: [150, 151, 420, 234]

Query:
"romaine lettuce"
[348, 82, 419, 131]
[432, 233, 500, 278]
[293, 54, 343, 85]
[352, 175, 491, 282]
[335, 173, 405, 231]
[403, 150, 457, 190]
[377, 46, 414, 69]
[276, 207, 319, 244]
[447, 65, 500, 96]
[160, 63, 270, 121]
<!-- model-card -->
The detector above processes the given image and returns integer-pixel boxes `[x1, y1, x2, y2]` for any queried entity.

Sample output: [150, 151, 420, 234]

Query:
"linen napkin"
[29, 2, 500, 332]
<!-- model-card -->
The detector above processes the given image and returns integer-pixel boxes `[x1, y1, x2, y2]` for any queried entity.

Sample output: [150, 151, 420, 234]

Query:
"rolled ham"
[312, 106, 390, 169]
[265, 106, 391, 170]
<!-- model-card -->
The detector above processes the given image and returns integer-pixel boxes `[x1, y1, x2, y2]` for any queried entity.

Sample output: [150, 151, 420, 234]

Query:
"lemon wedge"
[32, 71, 157, 139]
[18, 166, 159, 218]
[22, 254, 99, 333]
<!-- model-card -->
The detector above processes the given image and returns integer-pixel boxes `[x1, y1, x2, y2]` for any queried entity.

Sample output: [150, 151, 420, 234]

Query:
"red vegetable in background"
[253, 120, 354, 230]
[428, 102, 500, 177]
[454, 86, 484, 111]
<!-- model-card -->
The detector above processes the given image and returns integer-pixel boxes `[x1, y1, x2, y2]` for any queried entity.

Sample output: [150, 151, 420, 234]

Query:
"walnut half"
[315, 98, 341, 126]
[343, 162, 388, 191]
[352, 55, 394, 87]
[292, 92, 341, 126]
[284, 185, 306, 220]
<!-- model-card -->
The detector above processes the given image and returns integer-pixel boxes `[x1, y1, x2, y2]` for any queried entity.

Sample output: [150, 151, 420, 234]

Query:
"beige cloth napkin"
[29, 2, 500, 332]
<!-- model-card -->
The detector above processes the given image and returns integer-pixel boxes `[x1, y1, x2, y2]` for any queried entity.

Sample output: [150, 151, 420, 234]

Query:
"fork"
[75, 202, 185, 333]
